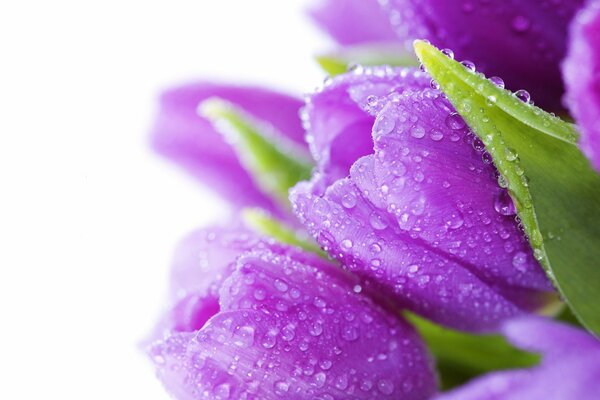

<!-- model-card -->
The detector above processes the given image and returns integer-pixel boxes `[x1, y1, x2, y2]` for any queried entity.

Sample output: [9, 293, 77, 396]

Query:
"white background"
[0, 1, 325, 398]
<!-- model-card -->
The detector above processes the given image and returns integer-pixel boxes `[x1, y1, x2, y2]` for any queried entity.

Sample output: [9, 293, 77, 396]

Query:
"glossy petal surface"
[149, 243, 436, 399]
[151, 83, 305, 211]
[309, 0, 396, 46]
[436, 317, 600, 400]
[563, 0, 600, 171]
[292, 73, 553, 331]
[304, 66, 429, 183]
[151, 226, 261, 338]
[382, 0, 583, 111]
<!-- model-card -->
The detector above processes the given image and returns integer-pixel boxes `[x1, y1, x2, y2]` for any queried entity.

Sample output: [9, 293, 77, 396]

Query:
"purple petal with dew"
[308, 0, 397, 46]
[147, 226, 262, 341]
[292, 82, 554, 332]
[303, 66, 429, 184]
[563, 0, 600, 171]
[149, 242, 437, 399]
[382, 0, 584, 112]
[436, 317, 600, 400]
[150, 83, 305, 212]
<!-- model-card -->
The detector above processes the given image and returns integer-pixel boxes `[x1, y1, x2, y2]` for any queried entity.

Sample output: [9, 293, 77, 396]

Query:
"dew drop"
[341, 239, 353, 249]
[441, 48, 454, 59]
[515, 89, 531, 103]
[445, 112, 466, 130]
[341, 193, 357, 209]
[370, 243, 382, 253]
[214, 383, 231, 399]
[369, 212, 389, 230]
[512, 251, 528, 272]
[261, 329, 278, 349]
[377, 379, 395, 395]
[430, 129, 444, 141]
[460, 60, 476, 72]
[504, 147, 518, 161]
[233, 325, 255, 348]
[410, 125, 426, 138]
[281, 324, 296, 341]
[489, 76, 505, 88]
[494, 190, 516, 216]
[274, 279, 288, 292]
[314, 372, 327, 388]
[374, 115, 396, 135]
[274, 380, 290, 394]
[341, 325, 359, 341]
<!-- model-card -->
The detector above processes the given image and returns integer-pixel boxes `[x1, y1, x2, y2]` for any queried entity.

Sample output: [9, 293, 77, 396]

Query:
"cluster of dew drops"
[423, 46, 562, 265]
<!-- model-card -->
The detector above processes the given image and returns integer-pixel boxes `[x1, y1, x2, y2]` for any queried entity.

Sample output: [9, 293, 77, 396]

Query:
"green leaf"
[414, 40, 600, 337]
[406, 313, 540, 390]
[200, 98, 313, 208]
[242, 208, 328, 258]
[316, 42, 418, 76]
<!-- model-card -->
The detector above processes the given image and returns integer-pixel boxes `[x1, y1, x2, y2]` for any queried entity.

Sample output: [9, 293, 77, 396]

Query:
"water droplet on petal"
[369, 212, 389, 230]
[374, 114, 396, 135]
[494, 190, 517, 216]
[445, 112, 466, 130]
[410, 125, 426, 138]
[233, 325, 255, 347]
[512, 251, 528, 272]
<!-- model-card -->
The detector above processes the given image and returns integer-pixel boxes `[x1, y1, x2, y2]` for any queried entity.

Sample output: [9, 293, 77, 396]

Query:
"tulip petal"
[382, 0, 583, 111]
[563, 0, 600, 171]
[150, 226, 261, 338]
[150, 243, 436, 399]
[304, 66, 429, 183]
[151, 83, 305, 211]
[292, 80, 553, 331]
[309, 0, 397, 46]
[435, 317, 600, 400]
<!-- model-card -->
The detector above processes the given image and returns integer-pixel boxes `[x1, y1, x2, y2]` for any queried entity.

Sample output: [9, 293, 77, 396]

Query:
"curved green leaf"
[200, 98, 313, 208]
[242, 207, 327, 258]
[316, 42, 418, 76]
[414, 40, 600, 337]
[406, 313, 540, 390]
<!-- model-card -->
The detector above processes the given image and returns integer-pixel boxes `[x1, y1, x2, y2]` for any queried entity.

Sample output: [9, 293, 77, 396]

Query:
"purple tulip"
[309, 0, 396, 46]
[151, 83, 306, 213]
[436, 317, 600, 400]
[563, 0, 600, 171]
[291, 67, 555, 332]
[148, 226, 437, 399]
[311, 0, 583, 112]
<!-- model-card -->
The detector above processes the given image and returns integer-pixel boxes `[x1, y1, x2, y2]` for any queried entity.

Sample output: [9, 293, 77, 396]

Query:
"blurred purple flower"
[309, 0, 396, 46]
[148, 226, 436, 399]
[436, 317, 600, 400]
[310, 0, 583, 111]
[151, 83, 306, 214]
[291, 67, 554, 332]
[563, 0, 600, 171]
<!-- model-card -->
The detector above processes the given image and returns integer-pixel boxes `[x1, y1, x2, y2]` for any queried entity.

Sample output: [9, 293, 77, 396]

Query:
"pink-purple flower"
[291, 66, 553, 332]
[146, 1, 600, 398]
[149, 227, 436, 399]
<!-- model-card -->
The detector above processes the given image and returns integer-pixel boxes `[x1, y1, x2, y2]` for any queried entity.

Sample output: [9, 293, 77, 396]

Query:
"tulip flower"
[563, 0, 600, 171]
[150, 83, 308, 214]
[436, 317, 600, 400]
[291, 66, 555, 332]
[148, 226, 436, 399]
[310, 0, 583, 111]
